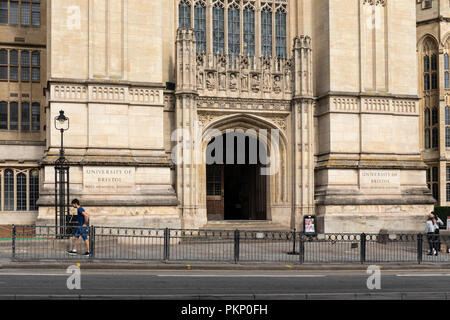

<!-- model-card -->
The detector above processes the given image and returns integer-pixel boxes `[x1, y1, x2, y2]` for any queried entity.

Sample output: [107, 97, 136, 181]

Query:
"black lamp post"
[54, 110, 70, 237]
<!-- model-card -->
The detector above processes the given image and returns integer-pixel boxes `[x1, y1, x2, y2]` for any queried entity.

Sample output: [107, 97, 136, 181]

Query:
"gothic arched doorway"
[206, 131, 267, 221]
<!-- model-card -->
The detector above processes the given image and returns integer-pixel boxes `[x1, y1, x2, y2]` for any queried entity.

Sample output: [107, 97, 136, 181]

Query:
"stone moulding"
[315, 96, 418, 116]
[49, 83, 164, 106]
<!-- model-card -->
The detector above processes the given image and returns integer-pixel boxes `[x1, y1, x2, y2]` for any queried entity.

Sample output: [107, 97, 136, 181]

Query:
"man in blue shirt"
[67, 199, 91, 256]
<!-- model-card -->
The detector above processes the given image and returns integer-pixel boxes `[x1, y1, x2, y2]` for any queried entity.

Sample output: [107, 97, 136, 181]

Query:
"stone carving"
[229, 73, 238, 91]
[251, 73, 260, 93]
[219, 73, 226, 90]
[241, 73, 249, 91]
[206, 72, 216, 90]
[362, 0, 386, 6]
[273, 75, 282, 94]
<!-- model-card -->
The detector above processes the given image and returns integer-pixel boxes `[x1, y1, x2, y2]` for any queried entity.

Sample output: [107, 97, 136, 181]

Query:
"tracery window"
[0, 168, 39, 212]
[194, 2, 206, 53]
[178, 0, 288, 57]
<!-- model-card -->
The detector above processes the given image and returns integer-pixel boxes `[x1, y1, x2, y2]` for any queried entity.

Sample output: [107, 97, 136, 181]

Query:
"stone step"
[201, 220, 291, 231]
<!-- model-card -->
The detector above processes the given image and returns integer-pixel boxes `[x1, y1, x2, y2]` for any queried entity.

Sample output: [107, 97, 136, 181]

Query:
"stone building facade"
[0, 0, 436, 233]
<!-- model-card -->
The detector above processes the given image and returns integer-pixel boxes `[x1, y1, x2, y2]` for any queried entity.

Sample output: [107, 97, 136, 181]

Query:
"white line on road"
[156, 274, 327, 278]
[396, 274, 450, 277]
[0, 273, 67, 276]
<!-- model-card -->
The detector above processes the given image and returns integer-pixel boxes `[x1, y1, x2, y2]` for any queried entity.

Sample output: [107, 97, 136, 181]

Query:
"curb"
[1, 261, 450, 271]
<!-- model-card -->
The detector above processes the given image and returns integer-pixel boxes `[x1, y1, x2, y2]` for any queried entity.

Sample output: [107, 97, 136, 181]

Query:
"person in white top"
[425, 213, 437, 256]
[432, 212, 444, 255]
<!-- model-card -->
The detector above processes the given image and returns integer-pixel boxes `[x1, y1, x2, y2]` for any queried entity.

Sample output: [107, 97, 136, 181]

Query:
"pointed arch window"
[228, 5, 240, 55]
[179, 0, 191, 28]
[194, 2, 206, 54]
[275, 9, 287, 58]
[213, 4, 225, 54]
[17, 173, 26, 211]
[29, 169, 39, 211]
[243, 6, 255, 57]
[261, 7, 272, 57]
[4, 169, 14, 211]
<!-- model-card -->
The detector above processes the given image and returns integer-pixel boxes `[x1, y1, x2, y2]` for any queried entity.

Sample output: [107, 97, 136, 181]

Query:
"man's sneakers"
[67, 250, 91, 256]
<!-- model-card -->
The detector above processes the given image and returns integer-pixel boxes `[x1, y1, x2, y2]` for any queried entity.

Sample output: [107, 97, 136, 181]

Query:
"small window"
[424, 56, 430, 73]
[432, 128, 439, 148]
[425, 128, 431, 149]
[17, 173, 27, 211]
[21, 1, 30, 25]
[0, 49, 7, 80]
[10, 102, 18, 130]
[178, 1, 191, 28]
[433, 166, 439, 182]
[10, 1, 18, 25]
[446, 72, 450, 89]
[425, 108, 431, 127]
[445, 53, 449, 70]
[0, 101, 7, 129]
[31, 0, 40, 26]
[31, 102, 40, 130]
[446, 127, 450, 148]
[21, 51, 30, 81]
[432, 107, 438, 125]
[29, 169, 39, 210]
[21, 102, 30, 131]
[0, 1, 6, 24]
[4, 169, 14, 211]
[10, 50, 18, 81]
[31, 51, 40, 81]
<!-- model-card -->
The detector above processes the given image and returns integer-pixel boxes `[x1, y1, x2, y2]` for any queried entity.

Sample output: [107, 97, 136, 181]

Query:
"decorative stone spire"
[293, 35, 313, 99]
[176, 28, 197, 92]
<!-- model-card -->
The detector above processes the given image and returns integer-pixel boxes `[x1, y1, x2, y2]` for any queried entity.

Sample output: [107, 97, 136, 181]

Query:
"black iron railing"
[8, 225, 450, 264]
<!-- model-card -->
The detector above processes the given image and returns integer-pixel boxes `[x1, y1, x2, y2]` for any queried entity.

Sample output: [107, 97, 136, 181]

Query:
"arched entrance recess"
[200, 114, 289, 222]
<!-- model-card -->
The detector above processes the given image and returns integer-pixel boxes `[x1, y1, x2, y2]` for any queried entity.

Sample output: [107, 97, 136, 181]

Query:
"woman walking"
[432, 212, 444, 255]
[425, 213, 437, 256]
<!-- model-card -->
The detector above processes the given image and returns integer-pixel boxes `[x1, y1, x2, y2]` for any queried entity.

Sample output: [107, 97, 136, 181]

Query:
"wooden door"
[206, 165, 224, 220]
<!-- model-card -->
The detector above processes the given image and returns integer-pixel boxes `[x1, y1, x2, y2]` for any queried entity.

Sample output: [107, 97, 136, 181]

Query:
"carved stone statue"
[273, 75, 281, 93]
[251, 74, 260, 93]
[229, 73, 238, 91]
[206, 72, 215, 90]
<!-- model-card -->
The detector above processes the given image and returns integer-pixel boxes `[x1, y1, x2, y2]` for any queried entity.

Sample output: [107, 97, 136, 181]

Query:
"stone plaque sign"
[360, 170, 400, 190]
[83, 167, 135, 193]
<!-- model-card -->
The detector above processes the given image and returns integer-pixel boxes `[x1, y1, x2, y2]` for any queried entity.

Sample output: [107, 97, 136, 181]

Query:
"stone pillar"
[175, 28, 207, 229]
[292, 35, 315, 229]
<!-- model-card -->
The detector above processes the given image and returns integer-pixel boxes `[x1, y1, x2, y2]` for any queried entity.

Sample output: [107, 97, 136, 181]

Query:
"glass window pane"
[276, 10, 287, 58]
[445, 54, 449, 70]
[0, 66, 6, 79]
[0, 50, 6, 64]
[228, 6, 240, 55]
[243, 8, 255, 56]
[432, 108, 438, 125]
[31, 3, 40, 26]
[446, 72, 450, 89]
[30, 170, 39, 210]
[22, 67, 30, 81]
[446, 127, 450, 148]
[31, 67, 39, 81]
[5, 170, 14, 211]
[178, 1, 190, 28]
[21, 102, 29, 131]
[10, 66, 18, 81]
[10, 102, 18, 130]
[0, 101, 6, 129]
[21, 2, 30, 25]
[21, 51, 30, 66]
[10, 50, 18, 65]
[424, 56, 430, 72]
[31, 51, 39, 66]
[10, 2, 18, 25]
[261, 9, 272, 57]
[194, 3, 206, 53]
[431, 54, 438, 71]
[432, 128, 438, 148]
[17, 173, 26, 211]
[433, 166, 439, 182]
[213, 6, 224, 54]
[0, 1, 7, 24]
[446, 107, 450, 126]
[447, 166, 450, 182]
[433, 183, 439, 201]
[31, 103, 40, 130]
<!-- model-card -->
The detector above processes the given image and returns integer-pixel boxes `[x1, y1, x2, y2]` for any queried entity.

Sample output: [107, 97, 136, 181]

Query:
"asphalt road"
[0, 269, 449, 300]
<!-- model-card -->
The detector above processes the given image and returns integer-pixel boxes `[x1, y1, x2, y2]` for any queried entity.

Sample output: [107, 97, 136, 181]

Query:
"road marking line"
[0, 273, 67, 276]
[156, 274, 327, 278]
[396, 274, 450, 277]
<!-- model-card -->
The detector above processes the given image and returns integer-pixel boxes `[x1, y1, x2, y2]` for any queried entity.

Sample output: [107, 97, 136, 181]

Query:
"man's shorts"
[74, 226, 88, 241]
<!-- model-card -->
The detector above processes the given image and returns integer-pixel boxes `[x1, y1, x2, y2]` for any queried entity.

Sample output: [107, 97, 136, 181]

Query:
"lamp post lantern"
[54, 110, 70, 237]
